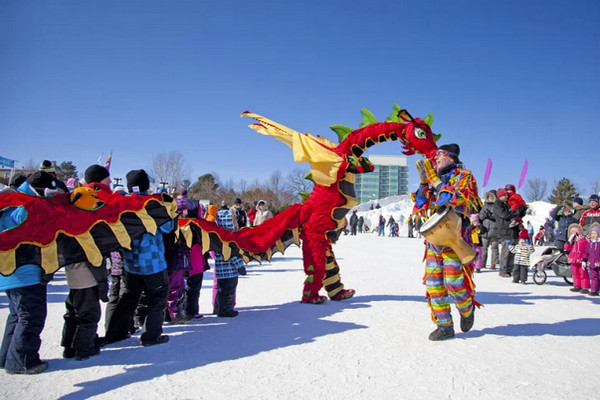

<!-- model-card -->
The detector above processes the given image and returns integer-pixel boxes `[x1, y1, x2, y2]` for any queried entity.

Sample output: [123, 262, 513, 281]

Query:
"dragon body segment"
[240, 106, 439, 302]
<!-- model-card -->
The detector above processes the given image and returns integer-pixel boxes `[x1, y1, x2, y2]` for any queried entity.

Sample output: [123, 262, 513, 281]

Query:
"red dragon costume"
[0, 105, 440, 304]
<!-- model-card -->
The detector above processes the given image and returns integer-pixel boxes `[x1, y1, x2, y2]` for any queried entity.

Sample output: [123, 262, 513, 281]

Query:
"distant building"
[354, 155, 409, 203]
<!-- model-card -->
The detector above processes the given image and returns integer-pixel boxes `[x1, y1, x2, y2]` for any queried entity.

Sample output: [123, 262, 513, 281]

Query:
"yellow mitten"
[415, 160, 427, 184]
[423, 159, 442, 190]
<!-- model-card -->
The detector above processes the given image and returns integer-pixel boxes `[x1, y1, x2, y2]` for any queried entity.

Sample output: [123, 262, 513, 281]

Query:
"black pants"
[213, 277, 238, 315]
[512, 263, 529, 283]
[61, 286, 101, 356]
[105, 270, 168, 343]
[185, 272, 204, 316]
[0, 284, 47, 371]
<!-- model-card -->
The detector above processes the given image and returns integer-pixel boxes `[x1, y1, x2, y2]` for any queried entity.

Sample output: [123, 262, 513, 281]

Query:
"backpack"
[236, 208, 248, 228]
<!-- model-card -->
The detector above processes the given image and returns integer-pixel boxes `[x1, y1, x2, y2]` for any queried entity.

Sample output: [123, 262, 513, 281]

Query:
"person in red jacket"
[505, 184, 527, 228]
[580, 194, 600, 235]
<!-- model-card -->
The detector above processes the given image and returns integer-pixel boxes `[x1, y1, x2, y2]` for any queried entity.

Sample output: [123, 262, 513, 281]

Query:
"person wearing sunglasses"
[413, 144, 483, 341]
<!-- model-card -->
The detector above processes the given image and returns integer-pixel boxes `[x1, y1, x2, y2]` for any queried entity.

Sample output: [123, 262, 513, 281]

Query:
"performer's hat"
[438, 144, 460, 163]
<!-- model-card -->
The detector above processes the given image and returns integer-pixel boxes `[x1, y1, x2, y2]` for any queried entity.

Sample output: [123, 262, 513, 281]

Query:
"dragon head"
[332, 105, 441, 167]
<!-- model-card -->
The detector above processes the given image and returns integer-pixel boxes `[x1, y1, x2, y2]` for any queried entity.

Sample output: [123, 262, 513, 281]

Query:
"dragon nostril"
[390, 133, 398, 141]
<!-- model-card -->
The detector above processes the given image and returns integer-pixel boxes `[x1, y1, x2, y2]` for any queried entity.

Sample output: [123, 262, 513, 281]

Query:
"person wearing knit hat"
[83, 165, 112, 195]
[437, 143, 461, 164]
[412, 142, 482, 341]
[518, 228, 530, 241]
[126, 169, 150, 194]
[493, 185, 522, 278]
[579, 194, 600, 236]
[38, 160, 69, 192]
[104, 167, 174, 347]
[565, 222, 591, 294]
[39, 160, 56, 174]
[572, 197, 588, 221]
[478, 190, 500, 270]
[508, 229, 535, 284]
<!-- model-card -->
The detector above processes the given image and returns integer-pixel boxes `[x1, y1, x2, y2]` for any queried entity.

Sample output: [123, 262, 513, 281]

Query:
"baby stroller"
[531, 247, 573, 285]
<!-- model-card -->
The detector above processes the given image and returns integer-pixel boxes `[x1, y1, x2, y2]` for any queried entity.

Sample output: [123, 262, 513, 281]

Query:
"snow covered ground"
[1, 198, 598, 400]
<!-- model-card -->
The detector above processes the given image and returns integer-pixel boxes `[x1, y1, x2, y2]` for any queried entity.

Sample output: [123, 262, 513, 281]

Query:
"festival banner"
[0, 156, 16, 168]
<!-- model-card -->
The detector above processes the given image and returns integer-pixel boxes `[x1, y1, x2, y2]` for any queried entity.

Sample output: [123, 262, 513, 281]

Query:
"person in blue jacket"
[0, 172, 65, 374]
[103, 170, 175, 346]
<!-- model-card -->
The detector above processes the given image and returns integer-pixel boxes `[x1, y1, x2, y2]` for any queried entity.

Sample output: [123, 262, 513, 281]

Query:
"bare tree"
[20, 158, 39, 170]
[285, 168, 314, 197]
[237, 179, 249, 194]
[268, 170, 284, 194]
[148, 151, 191, 191]
[589, 180, 600, 196]
[522, 178, 549, 202]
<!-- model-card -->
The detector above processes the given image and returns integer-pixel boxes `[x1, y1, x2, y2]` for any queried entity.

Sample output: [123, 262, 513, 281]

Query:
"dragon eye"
[414, 128, 427, 139]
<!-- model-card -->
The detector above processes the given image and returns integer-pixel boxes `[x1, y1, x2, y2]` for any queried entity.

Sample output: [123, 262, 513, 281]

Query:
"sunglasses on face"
[436, 149, 449, 157]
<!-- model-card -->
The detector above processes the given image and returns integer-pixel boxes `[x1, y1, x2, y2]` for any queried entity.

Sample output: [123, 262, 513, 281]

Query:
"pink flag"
[518, 159, 528, 189]
[482, 158, 492, 188]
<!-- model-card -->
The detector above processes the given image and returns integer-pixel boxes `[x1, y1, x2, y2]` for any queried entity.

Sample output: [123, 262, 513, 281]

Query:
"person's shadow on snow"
[464, 318, 600, 338]
[52, 296, 372, 400]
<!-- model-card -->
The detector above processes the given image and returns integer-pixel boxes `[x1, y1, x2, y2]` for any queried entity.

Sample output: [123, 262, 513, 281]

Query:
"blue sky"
[1, 1, 599, 197]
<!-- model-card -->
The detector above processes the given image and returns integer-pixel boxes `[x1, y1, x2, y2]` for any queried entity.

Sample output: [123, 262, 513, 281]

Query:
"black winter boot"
[216, 277, 239, 318]
[460, 308, 475, 333]
[428, 326, 455, 341]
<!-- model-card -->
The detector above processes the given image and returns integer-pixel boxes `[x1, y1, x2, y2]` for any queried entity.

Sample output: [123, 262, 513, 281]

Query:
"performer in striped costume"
[413, 144, 483, 341]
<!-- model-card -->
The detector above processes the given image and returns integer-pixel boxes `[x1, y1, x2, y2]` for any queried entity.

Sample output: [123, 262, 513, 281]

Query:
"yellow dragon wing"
[242, 112, 343, 186]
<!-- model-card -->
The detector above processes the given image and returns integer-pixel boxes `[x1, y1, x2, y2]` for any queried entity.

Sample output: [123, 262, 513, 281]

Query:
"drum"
[419, 206, 477, 265]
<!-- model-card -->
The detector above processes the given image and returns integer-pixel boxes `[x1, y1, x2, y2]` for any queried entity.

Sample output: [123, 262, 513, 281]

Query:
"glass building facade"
[354, 155, 409, 203]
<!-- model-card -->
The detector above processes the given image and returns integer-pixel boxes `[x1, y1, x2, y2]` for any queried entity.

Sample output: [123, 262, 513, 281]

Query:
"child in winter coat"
[469, 213, 485, 273]
[534, 226, 545, 246]
[61, 260, 108, 360]
[184, 244, 209, 319]
[582, 224, 600, 296]
[164, 229, 193, 325]
[212, 206, 243, 318]
[564, 224, 590, 294]
[509, 229, 535, 283]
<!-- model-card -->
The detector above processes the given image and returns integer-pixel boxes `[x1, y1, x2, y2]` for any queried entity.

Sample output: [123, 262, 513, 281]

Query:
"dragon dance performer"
[413, 144, 483, 341]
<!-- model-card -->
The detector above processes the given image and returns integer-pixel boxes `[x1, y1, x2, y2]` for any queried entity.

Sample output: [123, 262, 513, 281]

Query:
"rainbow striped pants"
[424, 244, 474, 327]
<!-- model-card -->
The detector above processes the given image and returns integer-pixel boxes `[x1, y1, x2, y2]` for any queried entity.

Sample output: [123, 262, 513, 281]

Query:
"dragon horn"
[398, 109, 414, 122]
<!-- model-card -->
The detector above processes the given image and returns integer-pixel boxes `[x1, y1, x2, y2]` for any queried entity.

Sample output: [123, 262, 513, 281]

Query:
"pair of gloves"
[415, 159, 452, 206]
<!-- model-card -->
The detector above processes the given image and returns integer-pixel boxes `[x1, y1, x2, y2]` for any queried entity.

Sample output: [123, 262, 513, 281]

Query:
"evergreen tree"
[56, 161, 78, 181]
[548, 178, 578, 205]
[189, 173, 220, 202]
